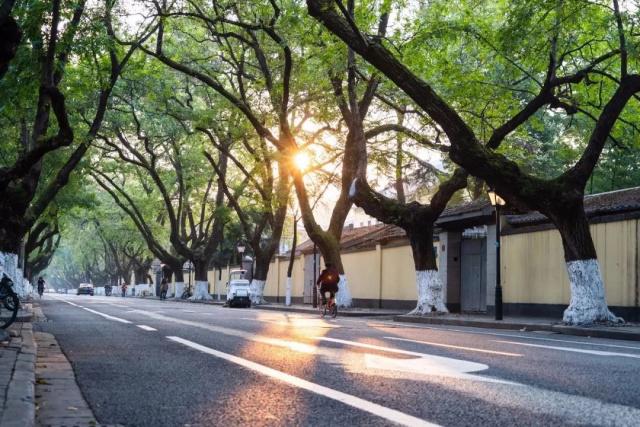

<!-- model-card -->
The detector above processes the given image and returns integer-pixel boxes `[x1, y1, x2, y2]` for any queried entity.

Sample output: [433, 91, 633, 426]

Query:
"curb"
[394, 315, 640, 342]
[0, 323, 36, 427]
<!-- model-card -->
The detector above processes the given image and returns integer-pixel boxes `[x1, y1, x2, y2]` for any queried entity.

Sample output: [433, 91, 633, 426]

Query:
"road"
[36, 295, 640, 426]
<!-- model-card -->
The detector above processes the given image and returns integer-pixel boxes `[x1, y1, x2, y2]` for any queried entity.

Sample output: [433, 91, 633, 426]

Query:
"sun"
[294, 151, 311, 171]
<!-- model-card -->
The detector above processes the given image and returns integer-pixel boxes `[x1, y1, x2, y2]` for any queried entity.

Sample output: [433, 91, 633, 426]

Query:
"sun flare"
[294, 152, 311, 171]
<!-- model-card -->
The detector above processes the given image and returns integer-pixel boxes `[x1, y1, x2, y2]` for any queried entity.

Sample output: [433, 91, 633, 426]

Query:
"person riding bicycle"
[37, 277, 45, 295]
[316, 263, 339, 307]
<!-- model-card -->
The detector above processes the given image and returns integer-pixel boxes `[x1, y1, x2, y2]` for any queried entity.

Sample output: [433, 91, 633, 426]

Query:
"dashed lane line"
[137, 325, 157, 331]
[54, 297, 132, 324]
[167, 336, 439, 427]
[385, 336, 522, 357]
[80, 307, 132, 324]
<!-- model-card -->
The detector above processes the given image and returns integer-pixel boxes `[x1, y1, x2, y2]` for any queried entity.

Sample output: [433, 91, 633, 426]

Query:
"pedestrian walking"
[121, 281, 128, 297]
[160, 278, 168, 300]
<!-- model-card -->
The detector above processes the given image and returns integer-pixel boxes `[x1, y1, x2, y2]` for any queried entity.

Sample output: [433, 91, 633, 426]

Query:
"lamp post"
[151, 259, 162, 296]
[488, 188, 506, 320]
[183, 260, 194, 294]
[236, 242, 246, 266]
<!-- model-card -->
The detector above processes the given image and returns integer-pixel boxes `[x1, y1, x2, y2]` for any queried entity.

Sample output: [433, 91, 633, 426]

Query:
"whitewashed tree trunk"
[563, 259, 622, 325]
[408, 270, 448, 315]
[285, 277, 292, 306]
[0, 252, 24, 298]
[335, 274, 352, 308]
[250, 279, 267, 305]
[174, 282, 185, 300]
[190, 280, 212, 300]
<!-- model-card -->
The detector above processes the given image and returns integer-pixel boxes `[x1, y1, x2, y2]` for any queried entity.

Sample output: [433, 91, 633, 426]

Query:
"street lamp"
[183, 260, 194, 294]
[236, 241, 246, 271]
[488, 188, 506, 320]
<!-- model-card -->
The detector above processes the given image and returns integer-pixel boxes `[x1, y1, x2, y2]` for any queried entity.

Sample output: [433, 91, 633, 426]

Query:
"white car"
[226, 270, 251, 308]
[77, 283, 94, 296]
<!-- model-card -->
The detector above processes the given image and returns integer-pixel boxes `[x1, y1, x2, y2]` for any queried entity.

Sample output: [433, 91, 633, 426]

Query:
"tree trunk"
[406, 226, 447, 315]
[0, 14, 21, 80]
[191, 259, 212, 300]
[285, 219, 298, 306]
[550, 207, 621, 325]
[250, 252, 271, 305]
[316, 238, 352, 307]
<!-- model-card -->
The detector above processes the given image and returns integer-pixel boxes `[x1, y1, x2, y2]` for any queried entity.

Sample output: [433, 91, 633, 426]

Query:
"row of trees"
[1, 0, 639, 324]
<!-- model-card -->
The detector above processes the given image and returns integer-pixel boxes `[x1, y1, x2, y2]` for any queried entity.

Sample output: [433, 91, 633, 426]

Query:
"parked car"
[77, 283, 94, 296]
[56, 288, 66, 294]
[226, 269, 251, 308]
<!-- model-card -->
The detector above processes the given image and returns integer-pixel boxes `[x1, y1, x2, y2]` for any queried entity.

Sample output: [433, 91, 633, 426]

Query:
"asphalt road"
[36, 295, 640, 426]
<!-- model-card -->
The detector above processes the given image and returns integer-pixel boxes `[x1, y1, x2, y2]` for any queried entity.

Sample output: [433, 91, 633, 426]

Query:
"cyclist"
[37, 276, 45, 298]
[316, 262, 339, 309]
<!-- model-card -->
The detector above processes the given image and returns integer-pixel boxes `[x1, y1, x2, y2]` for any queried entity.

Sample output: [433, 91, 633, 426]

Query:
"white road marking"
[133, 309, 509, 383]
[80, 307, 132, 324]
[167, 336, 439, 427]
[54, 298, 133, 324]
[385, 336, 522, 357]
[361, 319, 640, 351]
[494, 340, 640, 359]
[137, 325, 157, 331]
[313, 336, 518, 384]
[239, 317, 341, 328]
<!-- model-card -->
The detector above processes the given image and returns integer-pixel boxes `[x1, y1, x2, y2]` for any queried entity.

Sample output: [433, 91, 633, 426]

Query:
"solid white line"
[137, 325, 157, 331]
[365, 319, 640, 351]
[167, 336, 439, 427]
[385, 336, 522, 357]
[494, 340, 640, 359]
[80, 307, 132, 324]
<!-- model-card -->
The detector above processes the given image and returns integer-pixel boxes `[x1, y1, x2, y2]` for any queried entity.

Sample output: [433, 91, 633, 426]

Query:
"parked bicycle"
[0, 274, 20, 329]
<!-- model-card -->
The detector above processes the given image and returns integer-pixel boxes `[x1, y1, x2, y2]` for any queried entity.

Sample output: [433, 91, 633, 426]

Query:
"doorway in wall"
[460, 238, 487, 312]
[303, 252, 320, 304]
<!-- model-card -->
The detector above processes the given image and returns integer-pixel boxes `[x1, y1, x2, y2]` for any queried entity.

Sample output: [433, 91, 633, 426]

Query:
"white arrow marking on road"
[494, 340, 640, 359]
[167, 336, 440, 427]
[314, 337, 519, 384]
[137, 325, 157, 331]
[385, 336, 522, 357]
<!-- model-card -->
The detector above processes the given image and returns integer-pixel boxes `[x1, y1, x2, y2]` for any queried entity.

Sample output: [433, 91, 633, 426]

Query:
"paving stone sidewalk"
[0, 322, 36, 427]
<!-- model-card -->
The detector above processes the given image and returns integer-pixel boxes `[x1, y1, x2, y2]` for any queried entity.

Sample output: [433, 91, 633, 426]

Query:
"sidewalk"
[394, 313, 640, 342]
[0, 322, 36, 427]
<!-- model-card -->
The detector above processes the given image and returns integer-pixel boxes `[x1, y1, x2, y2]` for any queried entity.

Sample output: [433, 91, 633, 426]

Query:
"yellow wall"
[381, 245, 419, 300]
[258, 242, 433, 302]
[502, 219, 639, 307]
[341, 249, 381, 299]
[204, 219, 638, 308]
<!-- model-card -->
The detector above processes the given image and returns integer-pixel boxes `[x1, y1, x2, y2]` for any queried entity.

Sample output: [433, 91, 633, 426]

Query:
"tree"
[307, 0, 638, 325]
[0, 0, 154, 289]
[204, 127, 290, 305]
[93, 86, 229, 300]
[322, 0, 469, 314]
[140, 0, 374, 306]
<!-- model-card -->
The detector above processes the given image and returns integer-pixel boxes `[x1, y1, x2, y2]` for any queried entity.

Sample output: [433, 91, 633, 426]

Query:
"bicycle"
[318, 288, 337, 319]
[0, 275, 20, 329]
